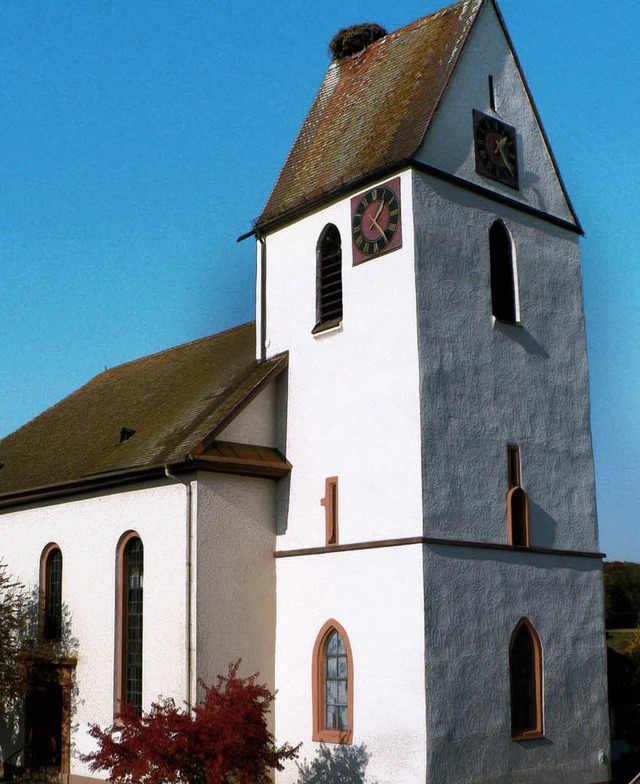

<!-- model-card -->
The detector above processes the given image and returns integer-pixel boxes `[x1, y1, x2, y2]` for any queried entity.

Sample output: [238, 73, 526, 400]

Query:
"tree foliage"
[83, 661, 299, 784]
[0, 560, 31, 719]
[0, 559, 78, 726]
[604, 561, 640, 628]
[296, 743, 375, 784]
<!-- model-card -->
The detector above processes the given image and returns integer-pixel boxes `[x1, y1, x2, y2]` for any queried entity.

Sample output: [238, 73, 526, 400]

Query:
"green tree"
[604, 561, 640, 627]
[0, 560, 32, 719]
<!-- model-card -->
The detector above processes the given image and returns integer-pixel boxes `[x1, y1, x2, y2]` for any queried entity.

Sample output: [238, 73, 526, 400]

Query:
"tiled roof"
[257, 0, 484, 229]
[0, 323, 287, 500]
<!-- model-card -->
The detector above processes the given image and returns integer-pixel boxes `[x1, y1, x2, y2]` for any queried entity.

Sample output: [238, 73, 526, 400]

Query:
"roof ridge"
[96, 321, 255, 379]
[394, 0, 483, 36]
[256, 0, 486, 231]
[0, 322, 256, 448]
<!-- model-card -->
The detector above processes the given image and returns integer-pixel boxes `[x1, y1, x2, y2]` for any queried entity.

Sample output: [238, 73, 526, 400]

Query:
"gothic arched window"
[490, 221, 518, 323]
[312, 619, 353, 743]
[116, 532, 144, 714]
[41, 544, 63, 640]
[313, 225, 343, 333]
[510, 619, 543, 738]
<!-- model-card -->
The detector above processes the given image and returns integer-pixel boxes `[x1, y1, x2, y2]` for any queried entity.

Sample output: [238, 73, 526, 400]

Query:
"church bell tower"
[251, 2, 610, 781]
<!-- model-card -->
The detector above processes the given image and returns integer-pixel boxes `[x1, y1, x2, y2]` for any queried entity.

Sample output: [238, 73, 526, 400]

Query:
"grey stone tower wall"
[413, 170, 610, 783]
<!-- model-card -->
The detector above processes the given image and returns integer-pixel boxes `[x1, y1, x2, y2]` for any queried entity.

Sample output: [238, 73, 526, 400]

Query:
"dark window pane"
[124, 537, 143, 713]
[510, 624, 538, 734]
[44, 548, 63, 640]
[324, 628, 349, 732]
[490, 221, 516, 323]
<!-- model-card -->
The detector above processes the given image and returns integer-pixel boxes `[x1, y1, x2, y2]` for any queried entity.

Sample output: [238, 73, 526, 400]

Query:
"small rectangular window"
[489, 74, 496, 111]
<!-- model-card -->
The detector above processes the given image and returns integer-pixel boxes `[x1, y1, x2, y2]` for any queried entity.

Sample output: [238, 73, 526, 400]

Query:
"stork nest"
[329, 23, 387, 60]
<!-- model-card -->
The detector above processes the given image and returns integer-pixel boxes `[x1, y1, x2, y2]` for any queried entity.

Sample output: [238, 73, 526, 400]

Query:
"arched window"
[312, 619, 353, 743]
[506, 444, 530, 546]
[40, 544, 63, 641]
[509, 619, 543, 738]
[313, 224, 342, 333]
[507, 486, 530, 546]
[116, 533, 144, 714]
[489, 221, 518, 323]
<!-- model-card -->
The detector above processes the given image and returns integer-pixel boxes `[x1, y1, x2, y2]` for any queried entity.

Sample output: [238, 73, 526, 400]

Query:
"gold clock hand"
[369, 214, 388, 242]
[369, 199, 385, 229]
[494, 136, 514, 176]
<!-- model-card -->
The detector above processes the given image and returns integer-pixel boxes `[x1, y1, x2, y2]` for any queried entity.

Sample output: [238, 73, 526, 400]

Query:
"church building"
[0, 1, 611, 782]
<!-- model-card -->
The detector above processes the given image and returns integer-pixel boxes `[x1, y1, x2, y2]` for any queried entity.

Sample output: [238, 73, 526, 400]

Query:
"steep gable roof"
[257, 0, 484, 231]
[0, 323, 288, 504]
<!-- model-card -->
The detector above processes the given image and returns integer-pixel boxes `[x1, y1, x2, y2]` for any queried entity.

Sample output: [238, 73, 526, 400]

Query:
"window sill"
[512, 730, 544, 741]
[312, 728, 353, 744]
[312, 318, 343, 337]
[493, 316, 522, 328]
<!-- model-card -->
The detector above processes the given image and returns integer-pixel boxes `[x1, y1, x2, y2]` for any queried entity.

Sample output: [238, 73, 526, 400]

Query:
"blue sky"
[0, 1, 638, 560]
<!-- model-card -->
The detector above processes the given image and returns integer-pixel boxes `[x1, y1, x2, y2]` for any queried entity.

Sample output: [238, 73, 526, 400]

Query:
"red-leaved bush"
[83, 661, 299, 784]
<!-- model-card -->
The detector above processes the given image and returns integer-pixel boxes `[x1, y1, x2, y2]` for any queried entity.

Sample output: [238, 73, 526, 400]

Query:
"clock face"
[473, 110, 519, 190]
[351, 178, 402, 265]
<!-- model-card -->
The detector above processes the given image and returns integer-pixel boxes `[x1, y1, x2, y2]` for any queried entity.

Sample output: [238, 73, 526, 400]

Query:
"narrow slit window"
[507, 444, 520, 488]
[314, 225, 343, 332]
[489, 221, 518, 323]
[489, 74, 496, 111]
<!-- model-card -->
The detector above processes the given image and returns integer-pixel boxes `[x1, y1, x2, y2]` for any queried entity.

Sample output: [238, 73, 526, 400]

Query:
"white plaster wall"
[262, 170, 424, 548]
[416, 2, 575, 224]
[217, 383, 278, 447]
[195, 473, 276, 691]
[423, 545, 610, 784]
[413, 171, 599, 552]
[274, 545, 426, 784]
[0, 482, 188, 778]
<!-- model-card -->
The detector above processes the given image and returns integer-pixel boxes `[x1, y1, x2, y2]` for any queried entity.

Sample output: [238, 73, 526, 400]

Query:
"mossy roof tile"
[257, 0, 484, 230]
[0, 322, 284, 497]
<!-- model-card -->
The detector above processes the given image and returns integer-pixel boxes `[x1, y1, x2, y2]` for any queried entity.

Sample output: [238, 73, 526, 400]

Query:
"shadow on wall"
[493, 321, 548, 358]
[296, 743, 376, 784]
[528, 499, 557, 549]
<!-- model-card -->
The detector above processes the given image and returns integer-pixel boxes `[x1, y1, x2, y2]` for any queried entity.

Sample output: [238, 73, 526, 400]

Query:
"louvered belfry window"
[315, 224, 343, 330]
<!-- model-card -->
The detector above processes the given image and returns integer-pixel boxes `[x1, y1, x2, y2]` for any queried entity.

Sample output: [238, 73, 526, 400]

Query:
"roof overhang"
[0, 444, 291, 513]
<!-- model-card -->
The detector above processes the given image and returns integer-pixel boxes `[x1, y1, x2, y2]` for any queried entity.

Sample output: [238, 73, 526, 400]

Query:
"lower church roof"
[0, 322, 288, 505]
